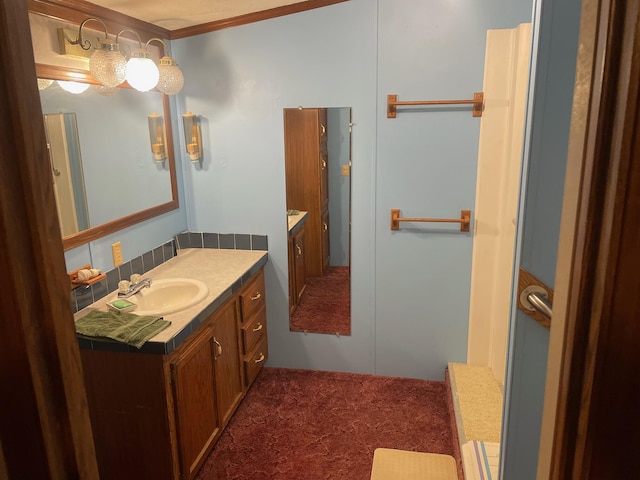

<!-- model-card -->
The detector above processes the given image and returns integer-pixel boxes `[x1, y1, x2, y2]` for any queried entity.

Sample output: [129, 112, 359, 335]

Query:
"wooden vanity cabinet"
[288, 225, 307, 314]
[211, 301, 244, 426]
[239, 270, 269, 387]
[80, 267, 267, 480]
[170, 299, 243, 479]
[284, 107, 330, 277]
[170, 325, 220, 479]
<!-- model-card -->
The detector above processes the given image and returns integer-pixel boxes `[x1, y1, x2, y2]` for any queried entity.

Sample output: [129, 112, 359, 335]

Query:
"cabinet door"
[321, 209, 330, 273]
[293, 227, 307, 302]
[320, 150, 329, 212]
[170, 327, 219, 480]
[212, 301, 244, 426]
[288, 235, 296, 315]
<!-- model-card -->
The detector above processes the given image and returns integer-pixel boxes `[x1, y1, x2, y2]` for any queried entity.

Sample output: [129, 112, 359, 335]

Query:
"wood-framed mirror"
[36, 64, 179, 251]
[285, 107, 352, 335]
[29, 1, 178, 252]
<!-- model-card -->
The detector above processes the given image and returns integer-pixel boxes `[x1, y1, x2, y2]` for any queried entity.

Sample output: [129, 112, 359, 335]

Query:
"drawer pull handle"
[250, 292, 262, 301]
[321, 124, 326, 135]
[296, 245, 302, 256]
[254, 353, 265, 364]
[213, 337, 222, 358]
[252, 323, 263, 332]
[323, 222, 328, 231]
[322, 159, 327, 170]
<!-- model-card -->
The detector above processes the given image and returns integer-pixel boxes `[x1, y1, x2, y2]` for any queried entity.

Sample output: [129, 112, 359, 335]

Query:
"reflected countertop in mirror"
[287, 210, 308, 234]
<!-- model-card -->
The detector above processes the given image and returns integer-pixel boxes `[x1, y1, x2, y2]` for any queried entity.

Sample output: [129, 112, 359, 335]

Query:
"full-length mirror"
[285, 107, 352, 335]
[37, 64, 178, 251]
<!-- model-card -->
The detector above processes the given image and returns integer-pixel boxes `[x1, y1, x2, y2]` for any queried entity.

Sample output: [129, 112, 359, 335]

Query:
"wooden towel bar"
[387, 93, 484, 118]
[390, 209, 471, 232]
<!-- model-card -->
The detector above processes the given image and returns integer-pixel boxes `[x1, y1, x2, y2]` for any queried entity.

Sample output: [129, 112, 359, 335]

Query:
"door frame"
[538, 0, 640, 477]
[0, 0, 98, 477]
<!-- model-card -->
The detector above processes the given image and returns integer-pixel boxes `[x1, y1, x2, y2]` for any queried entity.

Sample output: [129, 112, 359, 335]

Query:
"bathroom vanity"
[75, 249, 268, 480]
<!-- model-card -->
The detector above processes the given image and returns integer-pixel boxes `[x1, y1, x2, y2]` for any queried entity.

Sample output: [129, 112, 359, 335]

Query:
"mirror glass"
[37, 64, 178, 250]
[285, 107, 351, 335]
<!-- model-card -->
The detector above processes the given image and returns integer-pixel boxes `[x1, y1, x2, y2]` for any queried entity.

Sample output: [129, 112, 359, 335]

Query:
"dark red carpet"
[195, 367, 456, 480]
[290, 266, 350, 335]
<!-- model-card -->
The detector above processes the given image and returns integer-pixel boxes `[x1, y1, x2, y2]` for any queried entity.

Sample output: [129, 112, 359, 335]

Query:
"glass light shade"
[156, 57, 184, 95]
[95, 84, 119, 97]
[57, 80, 91, 94]
[126, 50, 160, 92]
[89, 40, 127, 88]
[182, 112, 202, 162]
[148, 113, 167, 161]
[37, 78, 54, 90]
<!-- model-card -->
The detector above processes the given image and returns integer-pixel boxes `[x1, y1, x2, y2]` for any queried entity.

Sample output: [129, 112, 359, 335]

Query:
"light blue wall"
[375, 0, 532, 379]
[64, 94, 188, 274]
[327, 107, 350, 267]
[173, 0, 532, 379]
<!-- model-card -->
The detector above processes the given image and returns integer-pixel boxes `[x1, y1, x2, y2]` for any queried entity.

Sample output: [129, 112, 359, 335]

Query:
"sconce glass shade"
[95, 84, 118, 96]
[57, 80, 91, 94]
[148, 113, 167, 162]
[89, 39, 127, 88]
[37, 78, 54, 90]
[156, 56, 184, 95]
[182, 112, 202, 162]
[126, 50, 160, 92]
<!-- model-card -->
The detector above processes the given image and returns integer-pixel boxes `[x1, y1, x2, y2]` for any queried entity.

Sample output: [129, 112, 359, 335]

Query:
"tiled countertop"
[287, 211, 308, 235]
[75, 248, 268, 355]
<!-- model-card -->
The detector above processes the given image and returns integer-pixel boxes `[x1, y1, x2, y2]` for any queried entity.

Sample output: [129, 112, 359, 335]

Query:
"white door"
[501, 0, 583, 477]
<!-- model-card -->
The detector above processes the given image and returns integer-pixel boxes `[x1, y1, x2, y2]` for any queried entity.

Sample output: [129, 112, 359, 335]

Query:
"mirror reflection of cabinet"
[288, 221, 307, 315]
[284, 108, 330, 277]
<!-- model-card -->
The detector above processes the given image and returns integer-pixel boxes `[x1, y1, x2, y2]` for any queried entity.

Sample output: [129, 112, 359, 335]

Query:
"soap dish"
[106, 299, 138, 314]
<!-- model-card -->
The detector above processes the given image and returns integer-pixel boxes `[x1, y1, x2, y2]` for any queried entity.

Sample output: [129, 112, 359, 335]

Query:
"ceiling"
[86, 0, 312, 31]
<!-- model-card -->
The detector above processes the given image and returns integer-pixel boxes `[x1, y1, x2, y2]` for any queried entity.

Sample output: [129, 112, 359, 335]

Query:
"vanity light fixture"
[182, 112, 202, 162]
[37, 78, 53, 90]
[57, 80, 91, 94]
[117, 29, 159, 92]
[62, 17, 183, 94]
[148, 113, 167, 162]
[146, 38, 184, 95]
[67, 17, 127, 88]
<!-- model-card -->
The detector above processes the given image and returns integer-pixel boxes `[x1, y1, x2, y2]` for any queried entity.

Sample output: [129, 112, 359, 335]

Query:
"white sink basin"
[124, 278, 209, 316]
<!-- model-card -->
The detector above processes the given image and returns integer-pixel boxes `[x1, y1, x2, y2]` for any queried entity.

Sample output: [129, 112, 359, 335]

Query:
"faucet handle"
[118, 280, 131, 292]
[130, 274, 142, 284]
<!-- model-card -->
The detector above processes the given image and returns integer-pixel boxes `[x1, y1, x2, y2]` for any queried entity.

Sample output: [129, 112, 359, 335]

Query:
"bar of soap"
[106, 299, 138, 313]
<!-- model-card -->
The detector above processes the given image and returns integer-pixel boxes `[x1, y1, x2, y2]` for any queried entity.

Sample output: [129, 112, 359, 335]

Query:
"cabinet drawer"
[242, 306, 267, 354]
[240, 270, 265, 322]
[244, 336, 268, 386]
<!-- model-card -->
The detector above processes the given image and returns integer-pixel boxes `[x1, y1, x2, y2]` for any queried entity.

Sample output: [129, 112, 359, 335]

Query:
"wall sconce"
[148, 113, 167, 162]
[182, 113, 202, 162]
[61, 17, 183, 94]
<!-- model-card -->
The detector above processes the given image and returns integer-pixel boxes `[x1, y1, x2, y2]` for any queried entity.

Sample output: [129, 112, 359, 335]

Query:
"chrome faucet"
[118, 277, 152, 298]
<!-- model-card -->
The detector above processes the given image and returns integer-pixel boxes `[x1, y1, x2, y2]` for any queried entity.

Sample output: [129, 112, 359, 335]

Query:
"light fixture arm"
[115, 29, 143, 49]
[145, 38, 169, 56]
[73, 17, 109, 51]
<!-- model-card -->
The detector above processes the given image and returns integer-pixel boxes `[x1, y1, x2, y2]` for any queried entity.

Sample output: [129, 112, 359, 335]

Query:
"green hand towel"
[75, 310, 171, 349]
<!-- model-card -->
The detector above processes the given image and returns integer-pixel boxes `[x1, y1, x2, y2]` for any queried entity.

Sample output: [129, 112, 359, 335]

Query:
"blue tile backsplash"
[71, 232, 268, 314]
